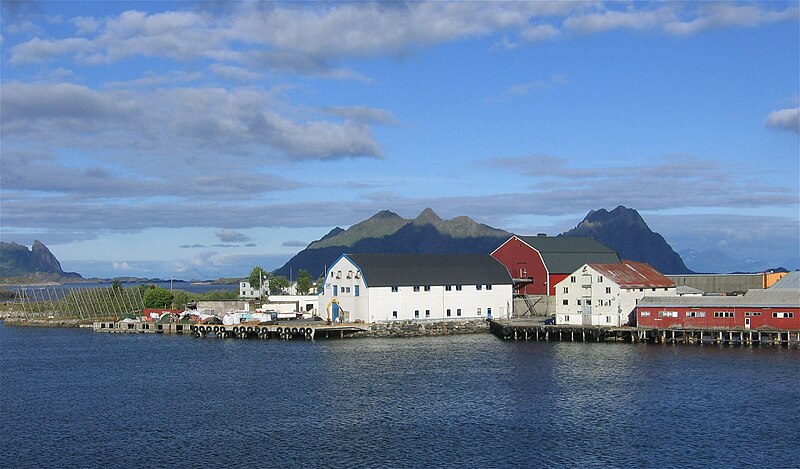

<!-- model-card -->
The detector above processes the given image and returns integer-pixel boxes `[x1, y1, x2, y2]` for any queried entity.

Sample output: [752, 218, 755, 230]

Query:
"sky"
[1, 1, 798, 280]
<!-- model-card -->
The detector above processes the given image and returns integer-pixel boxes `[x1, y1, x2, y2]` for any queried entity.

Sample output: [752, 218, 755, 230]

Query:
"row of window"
[570, 275, 604, 283]
[392, 307, 493, 319]
[642, 311, 795, 319]
[562, 299, 613, 306]
[562, 315, 614, 323]
[390, 285, 493, 293]
[330, 270, 361, 279]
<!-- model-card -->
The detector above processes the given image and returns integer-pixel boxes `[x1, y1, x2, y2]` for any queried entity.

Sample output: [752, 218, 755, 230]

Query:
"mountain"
[274, 208, 511, 278]
[0, 240, 82, 278]
[679, 248, 795, 274]
[559, 206, 693, 274]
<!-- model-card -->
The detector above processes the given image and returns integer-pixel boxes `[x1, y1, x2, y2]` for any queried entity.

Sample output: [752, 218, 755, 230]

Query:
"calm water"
[1, 323, 798, 468]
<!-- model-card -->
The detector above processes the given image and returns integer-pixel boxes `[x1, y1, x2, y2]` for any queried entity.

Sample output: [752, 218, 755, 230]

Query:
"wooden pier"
[92, 320, 369, 340]
[488, 319, 800, 347]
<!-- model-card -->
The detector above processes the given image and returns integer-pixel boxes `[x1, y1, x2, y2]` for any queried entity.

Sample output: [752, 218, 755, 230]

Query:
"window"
[714, 311, 734, 318]
[446, 309, 451, 317]
[347, 270, 353, 279]
[773, 312, 794, 318]
[446, 285, 452, 291]
[414, 310, 420, 318]
[640, 311, 651, 317]
[659, 311, 678, 318]
[486, 285, 492, 290]
[336, 271, 342, 279]
[597, 276, 604, 283]
[570, 276, 576, 283]
[392, 311, 398, 319]
[577, 299, 582, 305]
[606, 316, 611, 323]
[564, 315, 570, 322]
[745, 312, 762, 317]
[391, 286, 399, 293]
[413, 286, 420, 292]
[487, 307, 492, 317]
[477, 308, 482, 315]
[605, 287, 612, 294]
[424, 286, 431, 292]
[457, 309, 462, 317]
[652, 288, 656, 291]
[686, 311, 706, 318]
[425, 310, 430, 318]
[586, 300, 592, 306]
[354, 285, 359, 297]
[563, 287, 569, 294]
[456, 285, 462, 291]
[476, 285, 482, 290]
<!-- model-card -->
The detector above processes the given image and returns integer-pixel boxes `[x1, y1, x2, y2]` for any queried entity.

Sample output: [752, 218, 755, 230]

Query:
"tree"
[296, 270, 312, 295]
[269, 275, 289, 294]
[248, 266, 268, 295]
[112, 280, 122, 290]
[143, 286, 174, 309]
[171, 290, 191, 310]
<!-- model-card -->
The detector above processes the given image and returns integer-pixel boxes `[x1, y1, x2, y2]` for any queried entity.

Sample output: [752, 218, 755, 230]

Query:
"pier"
[92, 320, 369, 339]
[488, 319, 800, 347]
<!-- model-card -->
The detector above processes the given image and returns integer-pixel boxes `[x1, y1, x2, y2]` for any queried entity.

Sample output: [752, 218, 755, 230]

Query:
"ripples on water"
[1, 324, 798, 468]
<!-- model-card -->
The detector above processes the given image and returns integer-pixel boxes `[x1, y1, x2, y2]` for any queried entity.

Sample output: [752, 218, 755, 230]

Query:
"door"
[331, 302, 339, 322]
[745, 317, 751, 330]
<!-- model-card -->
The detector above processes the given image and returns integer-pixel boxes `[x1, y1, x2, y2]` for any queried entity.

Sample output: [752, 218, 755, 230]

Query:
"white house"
[555, 261, 677, 327]
[239, 280, 268, 299]
[318, 253, 514, 323]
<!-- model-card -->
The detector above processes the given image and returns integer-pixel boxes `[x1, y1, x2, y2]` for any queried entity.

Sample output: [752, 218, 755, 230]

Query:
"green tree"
[112, 280, 122, 290]
[248, 266, 268, 295]
[171, 290, 191, 310]
[269, 275, 289, 294]
[296, 270, 312, 295]
[143, 286, 174, 309]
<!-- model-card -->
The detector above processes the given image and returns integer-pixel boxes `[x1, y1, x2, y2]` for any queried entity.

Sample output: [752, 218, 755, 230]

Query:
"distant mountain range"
[274, 205, 694, 278]
[0, 240, 83, 279]
[273, 208, 511, 278]
[679, 248, 795, 274]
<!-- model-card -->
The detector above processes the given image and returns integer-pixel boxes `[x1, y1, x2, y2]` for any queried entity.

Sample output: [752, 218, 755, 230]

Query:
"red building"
[491, 235, 621, 296]
[636, 289, 799, 330]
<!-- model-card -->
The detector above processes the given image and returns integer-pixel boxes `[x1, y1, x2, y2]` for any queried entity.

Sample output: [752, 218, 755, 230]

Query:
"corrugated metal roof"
[588, 261, 674, 288]
[638, 289, 799, 308]
[346, 254, 513, 288]
[517, 236, 620, 273]
[770, 271, 799, 290]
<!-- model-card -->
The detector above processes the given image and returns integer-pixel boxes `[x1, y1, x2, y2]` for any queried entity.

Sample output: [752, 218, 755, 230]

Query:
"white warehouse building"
[319, 253, 514, 323]
[555, 261, 677, 327]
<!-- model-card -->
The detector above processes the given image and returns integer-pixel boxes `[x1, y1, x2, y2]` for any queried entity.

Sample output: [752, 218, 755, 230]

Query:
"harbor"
[488, 319, 800, 347]
[92, 320, 369, 339]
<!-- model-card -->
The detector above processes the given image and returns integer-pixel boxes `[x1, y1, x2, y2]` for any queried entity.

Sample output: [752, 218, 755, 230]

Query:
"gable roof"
[638, 288, 799, 308]
[516, 235, 621, 274]
[770, 271, 799, 290]
[588, 261, 674, 288]
[344, 254, 512, 288]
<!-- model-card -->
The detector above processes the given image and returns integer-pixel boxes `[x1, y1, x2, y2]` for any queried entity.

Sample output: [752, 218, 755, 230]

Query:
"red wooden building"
[636, 289, 799, 330]
[491, 235, 621, 296]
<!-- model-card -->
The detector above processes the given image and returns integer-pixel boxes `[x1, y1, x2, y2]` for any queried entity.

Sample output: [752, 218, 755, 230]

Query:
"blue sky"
[1, 1, 798, 279]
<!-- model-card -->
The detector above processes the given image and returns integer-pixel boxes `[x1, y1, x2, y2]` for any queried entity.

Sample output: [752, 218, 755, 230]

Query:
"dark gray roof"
[346, 254, 512, 288]
[517, 236, 620, 274]
[638, 289, 799, 308]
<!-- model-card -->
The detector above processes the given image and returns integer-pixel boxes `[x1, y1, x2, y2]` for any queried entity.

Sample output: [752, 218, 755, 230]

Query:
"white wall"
[319, 256, 512, 323]
[555, 265, 677, 327]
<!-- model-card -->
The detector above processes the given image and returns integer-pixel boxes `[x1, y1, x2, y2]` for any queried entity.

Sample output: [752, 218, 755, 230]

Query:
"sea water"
[1, 323, 798, 468]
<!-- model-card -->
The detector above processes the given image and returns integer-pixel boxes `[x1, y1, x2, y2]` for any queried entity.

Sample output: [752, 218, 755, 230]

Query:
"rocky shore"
[348, 319, 490, 338]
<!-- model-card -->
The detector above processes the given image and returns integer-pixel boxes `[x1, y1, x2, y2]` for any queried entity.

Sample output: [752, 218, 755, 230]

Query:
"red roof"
[588, 261, 674, 288]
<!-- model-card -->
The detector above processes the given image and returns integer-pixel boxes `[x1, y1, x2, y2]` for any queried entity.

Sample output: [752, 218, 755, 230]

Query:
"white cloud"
[215, 229, 250, 243]
[766, 107, 800, 134]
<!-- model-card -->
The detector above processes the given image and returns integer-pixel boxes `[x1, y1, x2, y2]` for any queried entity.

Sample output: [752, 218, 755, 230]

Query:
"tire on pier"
[650, 329, 661, 339]
[502, 326, 511, 338]
[247, 326, 253, 333]
[298, 327, 306, 335]
[276, 327, 283, 334]
[591, 329, 601, 339]
[291, 327, 299, 335]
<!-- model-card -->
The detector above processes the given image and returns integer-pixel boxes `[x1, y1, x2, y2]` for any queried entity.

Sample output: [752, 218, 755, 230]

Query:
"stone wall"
[347, 319, 489, 338]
